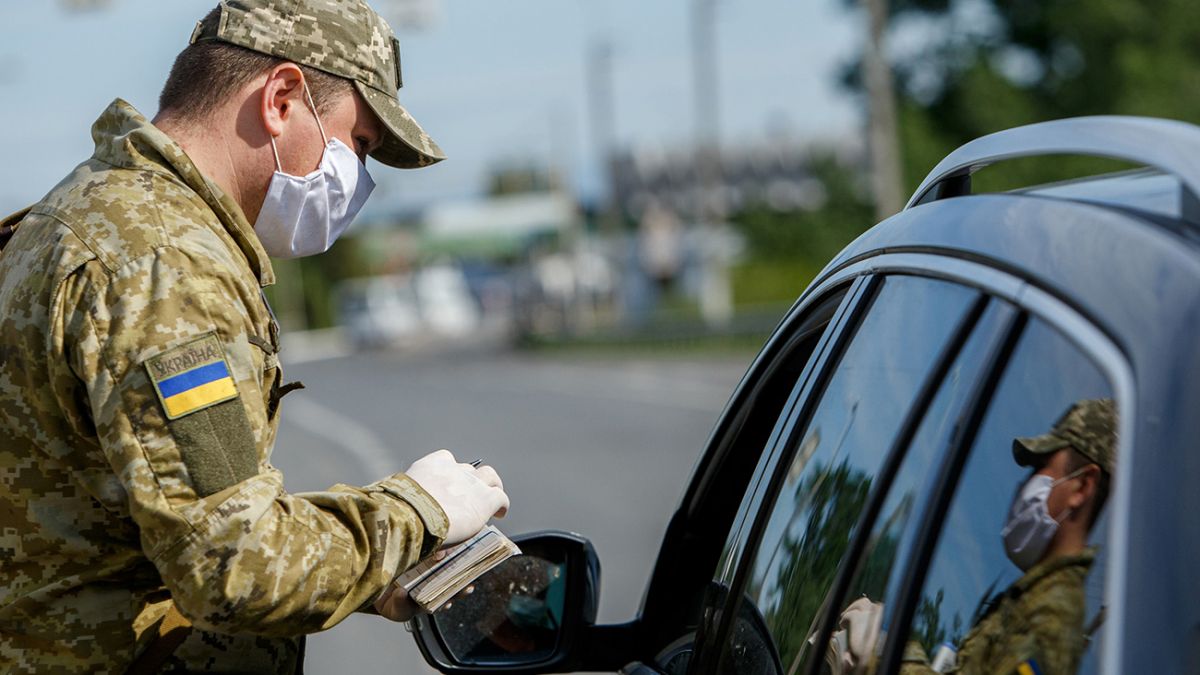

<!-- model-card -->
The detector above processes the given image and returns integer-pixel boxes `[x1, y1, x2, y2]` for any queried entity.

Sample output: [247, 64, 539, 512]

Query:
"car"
[405, 116, 1200, 675]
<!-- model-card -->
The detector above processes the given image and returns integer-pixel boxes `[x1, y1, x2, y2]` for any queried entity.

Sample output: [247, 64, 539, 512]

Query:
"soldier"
[897, 398, 1116, 675]
[0, 1, 509, 672]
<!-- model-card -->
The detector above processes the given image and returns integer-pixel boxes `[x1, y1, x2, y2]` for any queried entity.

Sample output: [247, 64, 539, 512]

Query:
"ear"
[260, 63, 307, 139]
[1069, 464, 1101, 510]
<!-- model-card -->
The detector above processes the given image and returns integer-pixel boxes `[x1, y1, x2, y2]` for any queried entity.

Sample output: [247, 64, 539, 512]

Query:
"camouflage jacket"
[902, 548, 1096, 675]
[0, 99, 447, 673]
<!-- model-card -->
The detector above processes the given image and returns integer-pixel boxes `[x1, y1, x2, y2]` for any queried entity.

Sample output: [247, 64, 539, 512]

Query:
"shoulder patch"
[1016, 659, 1043, 675]
[146, 333, 239, 420]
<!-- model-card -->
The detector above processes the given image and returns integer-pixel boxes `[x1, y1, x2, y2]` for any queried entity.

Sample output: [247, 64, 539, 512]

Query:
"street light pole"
[691, 0, 722, 224]
[691, 0, 732, 326]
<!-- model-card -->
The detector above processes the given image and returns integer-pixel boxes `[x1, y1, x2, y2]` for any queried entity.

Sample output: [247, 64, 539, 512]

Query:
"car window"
[664, 288, 853, 675]
[893, 319, 1116, 675]
[719, 275, 980, 674]
[809, 300, 1014, 675]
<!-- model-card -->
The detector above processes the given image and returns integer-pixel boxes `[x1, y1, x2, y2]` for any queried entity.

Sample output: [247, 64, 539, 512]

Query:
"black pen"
[469, 459, 482, 468]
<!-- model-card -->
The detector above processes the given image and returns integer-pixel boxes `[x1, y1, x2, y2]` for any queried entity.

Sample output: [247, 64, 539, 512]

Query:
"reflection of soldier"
[901, 398, 1117, 675]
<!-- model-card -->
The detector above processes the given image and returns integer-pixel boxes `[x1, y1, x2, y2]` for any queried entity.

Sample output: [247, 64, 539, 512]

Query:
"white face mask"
[254, 85, 376, 259]
[1001, 468, 1085, 571]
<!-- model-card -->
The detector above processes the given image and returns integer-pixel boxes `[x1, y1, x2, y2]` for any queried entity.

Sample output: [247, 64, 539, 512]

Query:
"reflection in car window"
[900, 319, 1115, 675]
[724, 275, 978, 674]
[818, 301, 1012, 675]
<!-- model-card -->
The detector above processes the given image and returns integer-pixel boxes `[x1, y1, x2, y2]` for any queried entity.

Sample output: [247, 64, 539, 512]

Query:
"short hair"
[1066, 448, 1111, 530]
[158, 8, 353, 123]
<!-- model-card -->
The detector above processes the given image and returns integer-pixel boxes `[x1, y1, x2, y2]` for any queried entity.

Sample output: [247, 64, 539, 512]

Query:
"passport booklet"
[393, 525, 522, 612]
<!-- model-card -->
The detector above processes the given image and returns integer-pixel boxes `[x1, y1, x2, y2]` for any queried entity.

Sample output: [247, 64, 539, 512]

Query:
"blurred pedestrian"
[0, 1, 508, 672]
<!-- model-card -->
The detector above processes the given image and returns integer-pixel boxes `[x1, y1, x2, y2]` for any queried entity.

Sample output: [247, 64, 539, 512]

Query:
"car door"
[695, 263, 1129, 675]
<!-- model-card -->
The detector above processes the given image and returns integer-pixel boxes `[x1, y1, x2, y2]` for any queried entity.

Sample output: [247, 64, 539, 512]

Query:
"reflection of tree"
[763, 459, 873, 664]
[911, 588, 963, 657]
[851, 493, 909, 602]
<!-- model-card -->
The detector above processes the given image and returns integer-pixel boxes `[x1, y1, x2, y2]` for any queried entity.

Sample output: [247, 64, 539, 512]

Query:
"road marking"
[281, 396, 396, 479]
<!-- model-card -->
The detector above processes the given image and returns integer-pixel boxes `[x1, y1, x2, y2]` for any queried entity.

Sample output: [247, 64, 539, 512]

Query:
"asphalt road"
[270, 347, 753, 674]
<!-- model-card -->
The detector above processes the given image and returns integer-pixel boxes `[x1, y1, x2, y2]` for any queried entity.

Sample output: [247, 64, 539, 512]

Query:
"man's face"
[279, 85, 385, 176]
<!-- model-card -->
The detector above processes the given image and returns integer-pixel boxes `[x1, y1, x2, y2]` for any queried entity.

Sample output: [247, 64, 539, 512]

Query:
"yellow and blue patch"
[146, 333, 239, 420]
[1017, 659, 1043, 675]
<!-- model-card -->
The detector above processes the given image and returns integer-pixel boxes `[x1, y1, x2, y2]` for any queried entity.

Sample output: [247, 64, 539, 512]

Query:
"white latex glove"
[838, 597, 884, 673]
[405, 449, 510, 546]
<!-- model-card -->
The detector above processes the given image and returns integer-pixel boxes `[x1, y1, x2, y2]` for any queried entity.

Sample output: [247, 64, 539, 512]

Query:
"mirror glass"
[431, 549, 568, 665]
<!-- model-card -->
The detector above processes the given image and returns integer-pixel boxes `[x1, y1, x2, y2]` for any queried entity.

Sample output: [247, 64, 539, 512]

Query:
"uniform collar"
[90, 99, 275, 286]
[1011, 546, 1097, 596]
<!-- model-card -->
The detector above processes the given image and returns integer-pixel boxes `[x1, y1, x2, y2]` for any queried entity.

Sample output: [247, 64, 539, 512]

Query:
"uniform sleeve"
[1006, 578, 1088, 675]
[54, 247, 447, 636]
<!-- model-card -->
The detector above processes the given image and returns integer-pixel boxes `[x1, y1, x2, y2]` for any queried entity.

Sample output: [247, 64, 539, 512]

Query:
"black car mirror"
[410, 531, 600, 674]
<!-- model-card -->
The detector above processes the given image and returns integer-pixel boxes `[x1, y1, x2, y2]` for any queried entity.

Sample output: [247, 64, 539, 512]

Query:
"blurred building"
[421, 192, 580, 259]
[609, 140, 843, 221]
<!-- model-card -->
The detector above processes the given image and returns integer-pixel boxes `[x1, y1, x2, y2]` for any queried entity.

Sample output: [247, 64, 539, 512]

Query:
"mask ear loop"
[267, 79, 329, 174]
[1048, 465, 1090, 522]
[269, 135, 283, 173]
[302, 82, 330, 147]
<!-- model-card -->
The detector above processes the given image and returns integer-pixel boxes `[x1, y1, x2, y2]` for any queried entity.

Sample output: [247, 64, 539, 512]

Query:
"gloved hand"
[838, 597, 884, 673]
[405, 449, 510, 546]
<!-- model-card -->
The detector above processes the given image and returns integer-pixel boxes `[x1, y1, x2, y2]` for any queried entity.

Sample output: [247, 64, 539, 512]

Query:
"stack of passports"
[395, 526, 521, 612]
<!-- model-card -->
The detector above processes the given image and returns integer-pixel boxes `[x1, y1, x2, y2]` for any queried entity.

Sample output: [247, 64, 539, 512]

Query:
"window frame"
[691, 252, 1135, 675]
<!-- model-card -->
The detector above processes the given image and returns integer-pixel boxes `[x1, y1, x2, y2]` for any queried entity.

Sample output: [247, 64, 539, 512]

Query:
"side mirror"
[410, 531, 601, 673]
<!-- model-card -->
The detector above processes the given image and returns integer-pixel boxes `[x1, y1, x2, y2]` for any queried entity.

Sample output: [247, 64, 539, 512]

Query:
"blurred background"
[5, 0, 1197, 671]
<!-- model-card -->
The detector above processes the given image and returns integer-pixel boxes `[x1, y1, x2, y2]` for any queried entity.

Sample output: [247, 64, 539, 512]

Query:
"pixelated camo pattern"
[0, 99, 447, 673]
[194, 0, 445, 168]
[900, 550, 1095, 675]
[1016, 398, 1118, 475]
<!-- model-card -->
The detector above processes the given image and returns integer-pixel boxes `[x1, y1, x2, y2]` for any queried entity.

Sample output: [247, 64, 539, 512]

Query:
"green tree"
[851, 0, 1200, 192]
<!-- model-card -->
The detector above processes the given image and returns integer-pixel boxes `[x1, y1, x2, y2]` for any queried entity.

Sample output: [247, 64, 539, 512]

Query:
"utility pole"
[691, 0, 723, 225]
[587, 39, 621, 236]
[863, 0, 905, 219]
[691, 0, 732, 327]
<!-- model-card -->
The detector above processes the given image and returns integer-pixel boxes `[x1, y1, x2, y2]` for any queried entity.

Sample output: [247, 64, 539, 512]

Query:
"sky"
[0, 0, 863, 216]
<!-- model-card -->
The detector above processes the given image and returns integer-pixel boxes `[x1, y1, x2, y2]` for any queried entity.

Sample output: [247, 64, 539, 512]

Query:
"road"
[270, 347, 753, 674]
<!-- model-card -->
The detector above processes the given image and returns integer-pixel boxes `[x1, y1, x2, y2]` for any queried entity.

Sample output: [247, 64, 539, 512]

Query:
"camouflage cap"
[1012, 398, 1118, 475]
[190, 0, 445, 169]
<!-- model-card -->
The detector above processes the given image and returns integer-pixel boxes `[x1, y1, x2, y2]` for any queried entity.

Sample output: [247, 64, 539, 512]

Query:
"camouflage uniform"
[901, 549, 1095, 675]
[0, 97, 448, 673]
[0, 1, 451, 670]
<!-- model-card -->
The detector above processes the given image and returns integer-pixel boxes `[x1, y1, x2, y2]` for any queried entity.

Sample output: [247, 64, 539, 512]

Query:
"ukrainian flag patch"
[1017, 659, 1043, 675]
[146, 333, 239, 420]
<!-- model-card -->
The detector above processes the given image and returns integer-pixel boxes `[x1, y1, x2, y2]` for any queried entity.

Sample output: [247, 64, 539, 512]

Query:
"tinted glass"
[902, 319, 1115, 675]
[725, 275, 978, 674]
[812, 301, 1012, 674]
